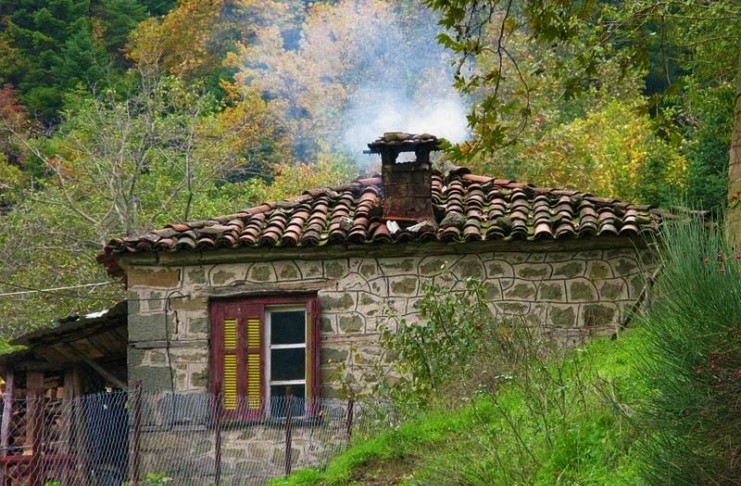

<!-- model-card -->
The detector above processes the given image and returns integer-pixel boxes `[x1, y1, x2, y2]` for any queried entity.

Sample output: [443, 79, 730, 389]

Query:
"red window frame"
[210, 294, 320, 420]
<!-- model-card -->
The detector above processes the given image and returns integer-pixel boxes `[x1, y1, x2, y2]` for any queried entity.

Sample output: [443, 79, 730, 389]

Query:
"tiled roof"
[98, 169, 661, 276]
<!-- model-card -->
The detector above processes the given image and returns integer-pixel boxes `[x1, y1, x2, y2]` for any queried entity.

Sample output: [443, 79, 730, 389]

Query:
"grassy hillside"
[270, 330, 647, 486]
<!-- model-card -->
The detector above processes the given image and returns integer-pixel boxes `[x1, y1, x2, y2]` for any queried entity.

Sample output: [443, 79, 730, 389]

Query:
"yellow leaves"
[125, 0, 223, 79]
[263, 153, 359, 202]
[481, 98, 688, 204]
[0, 154, 27, 203]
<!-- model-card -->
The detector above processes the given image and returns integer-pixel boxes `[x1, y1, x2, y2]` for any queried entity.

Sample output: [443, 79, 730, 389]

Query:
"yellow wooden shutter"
[223, 318, 238, 410]
[245, 315, 262, 410]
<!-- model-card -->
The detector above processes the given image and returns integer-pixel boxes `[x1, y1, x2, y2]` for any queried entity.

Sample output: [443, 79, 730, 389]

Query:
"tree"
[125, 0, 292, 99]
[0, 0, 109, 120]
[0, 84, 32, 166]
[0, 68, 287, 333]
[93, 0, 149, 65]
[424, 0, 740, 215]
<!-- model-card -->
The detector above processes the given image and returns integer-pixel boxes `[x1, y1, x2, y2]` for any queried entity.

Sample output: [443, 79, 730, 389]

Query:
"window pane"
[270, 384, 306, 418]
[270, 348, 305, 381]
[270, 310, 305, 345]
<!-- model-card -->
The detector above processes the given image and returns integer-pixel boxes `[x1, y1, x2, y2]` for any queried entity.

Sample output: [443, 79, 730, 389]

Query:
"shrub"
[635, 218, 740, 485]
[358, 277, 532, 415]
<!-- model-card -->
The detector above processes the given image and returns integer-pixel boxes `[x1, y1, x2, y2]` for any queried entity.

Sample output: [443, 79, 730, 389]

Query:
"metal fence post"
[213, 381, 223, 486]
[132, 381, 143, 486]
[346, 397, 354, 441]
[284, 388, 293, 477]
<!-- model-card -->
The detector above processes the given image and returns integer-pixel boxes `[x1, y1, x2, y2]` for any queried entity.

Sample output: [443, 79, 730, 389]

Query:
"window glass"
[270, 348, 305, 381]
[270, 310, 305, 345]
[270, 384, 306, 418]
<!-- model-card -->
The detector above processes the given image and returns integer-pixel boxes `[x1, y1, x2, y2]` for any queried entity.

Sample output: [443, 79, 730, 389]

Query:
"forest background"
[0, 0, 738, 335]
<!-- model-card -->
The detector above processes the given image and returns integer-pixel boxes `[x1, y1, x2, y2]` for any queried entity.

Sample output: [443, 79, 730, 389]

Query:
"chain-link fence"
[0, 387, 384, 486]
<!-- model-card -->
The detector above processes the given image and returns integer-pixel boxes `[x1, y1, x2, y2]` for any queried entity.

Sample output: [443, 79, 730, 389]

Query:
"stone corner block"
[130, 314, 172, 342]
[128, 267, 181, 288]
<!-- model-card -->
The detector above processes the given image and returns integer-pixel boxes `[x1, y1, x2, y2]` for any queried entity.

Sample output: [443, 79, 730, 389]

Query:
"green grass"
[270, 331, 649, 486]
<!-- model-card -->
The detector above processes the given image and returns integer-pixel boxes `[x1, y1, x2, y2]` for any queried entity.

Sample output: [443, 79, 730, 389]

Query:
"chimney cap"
[366, 132, 443, 154]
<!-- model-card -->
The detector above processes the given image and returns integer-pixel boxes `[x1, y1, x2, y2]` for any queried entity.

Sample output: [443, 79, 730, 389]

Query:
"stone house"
[96, 134, 661, 482]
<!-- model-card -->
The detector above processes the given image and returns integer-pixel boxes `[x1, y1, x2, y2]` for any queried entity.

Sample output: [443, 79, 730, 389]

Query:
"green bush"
[370, 277, 492, 412]
[635, 218, 740, 485]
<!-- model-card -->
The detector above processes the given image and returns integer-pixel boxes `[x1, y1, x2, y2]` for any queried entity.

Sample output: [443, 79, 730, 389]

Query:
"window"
[210, 295, 320, 420]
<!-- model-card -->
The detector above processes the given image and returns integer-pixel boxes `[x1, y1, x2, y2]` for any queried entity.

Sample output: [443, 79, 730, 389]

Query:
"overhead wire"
[0, 278, 188, 302]
[0, 281, 118, 298]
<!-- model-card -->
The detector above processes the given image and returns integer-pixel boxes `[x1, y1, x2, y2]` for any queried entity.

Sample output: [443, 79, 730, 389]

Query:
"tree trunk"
[727, 52, 741, 246]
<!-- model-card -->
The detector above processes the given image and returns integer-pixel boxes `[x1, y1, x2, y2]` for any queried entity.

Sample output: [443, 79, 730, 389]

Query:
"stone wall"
[133, 393, 350, 484]
[124, 244, 655, 483]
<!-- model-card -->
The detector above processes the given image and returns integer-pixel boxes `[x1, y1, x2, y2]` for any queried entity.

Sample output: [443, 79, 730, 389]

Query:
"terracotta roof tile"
[98, 170, 662, 276]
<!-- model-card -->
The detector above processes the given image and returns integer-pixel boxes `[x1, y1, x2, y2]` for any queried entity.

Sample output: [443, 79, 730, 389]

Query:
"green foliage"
[95, 0, 150, 63]
[139, 0, 176, 17]
[143, 472, 173, 485]
[0, 339, 25, 356]
[478, 96, 688, 204]
[426, 0, 739, 211]
[0, 71, 287, 334]
[328, 276, 648, 485]
[680, 81, 735, 215]
[367, 277, 492, 412]
[0, 153, 27, 206]
[0, 0, 110, 120]
[635, 219, 741, 485]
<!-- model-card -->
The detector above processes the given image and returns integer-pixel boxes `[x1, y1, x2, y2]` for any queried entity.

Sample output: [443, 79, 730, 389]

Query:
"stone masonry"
[125, 244, 655, 483]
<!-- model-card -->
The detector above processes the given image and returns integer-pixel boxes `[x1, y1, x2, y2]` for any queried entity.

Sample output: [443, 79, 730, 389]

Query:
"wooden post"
[25, 372, 44, 453]
[1, 368, 14, 486]
[346, 397, 355, 441]
[131, 381, 143, 486]
[1, 368, 14, 457]
[285, 388, 293, 477]
[61, 367, 80, 484]
[69, 366, 87, 485]
[29, 389, 44, 486]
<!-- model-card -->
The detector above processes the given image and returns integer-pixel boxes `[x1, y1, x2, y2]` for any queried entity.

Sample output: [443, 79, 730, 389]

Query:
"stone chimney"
[366, 132, 442, 222]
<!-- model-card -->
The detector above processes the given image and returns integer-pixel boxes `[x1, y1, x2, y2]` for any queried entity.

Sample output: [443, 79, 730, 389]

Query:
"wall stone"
[129, 314, 172, 341]
[128, 267, 182, 288]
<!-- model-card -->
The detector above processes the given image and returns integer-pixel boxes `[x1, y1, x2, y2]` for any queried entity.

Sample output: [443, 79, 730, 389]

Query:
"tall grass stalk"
[636, 218, 740, 485]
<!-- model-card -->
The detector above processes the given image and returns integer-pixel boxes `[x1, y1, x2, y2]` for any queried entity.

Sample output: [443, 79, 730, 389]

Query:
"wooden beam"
[64, 366, 87, 485]
[55, 343, 125, 389]
[1, 367, 14, 456]
[68, 338, 105, 360]
[3, 360, 60, 372]
[81, 358, 126, 390]
[131, 339, 207, 349]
